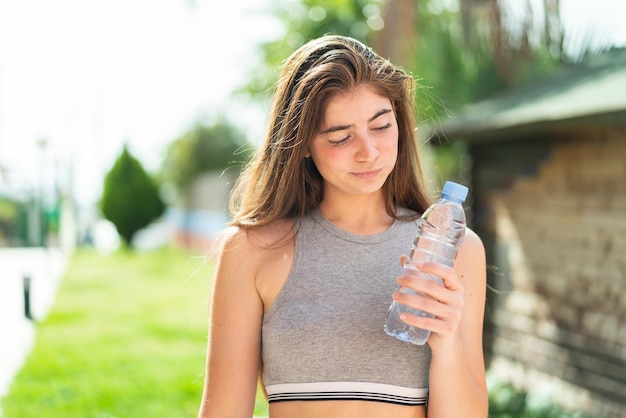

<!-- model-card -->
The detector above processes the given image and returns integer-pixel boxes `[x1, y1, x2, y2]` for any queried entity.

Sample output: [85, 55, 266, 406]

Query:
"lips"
[352, 168, 382, 179]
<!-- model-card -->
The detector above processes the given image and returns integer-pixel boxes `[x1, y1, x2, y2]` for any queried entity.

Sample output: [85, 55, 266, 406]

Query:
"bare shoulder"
[218, 220, 292, 251]
[216, 220, 295, 311]
[215, 220, 295, 276]
[456, 227, 487, 284]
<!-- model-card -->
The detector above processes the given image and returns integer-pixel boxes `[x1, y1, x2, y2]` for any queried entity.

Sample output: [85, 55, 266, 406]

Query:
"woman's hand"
[392, 256, 465, 349]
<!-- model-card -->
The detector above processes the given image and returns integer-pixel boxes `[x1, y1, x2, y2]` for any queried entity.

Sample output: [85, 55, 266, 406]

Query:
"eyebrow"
[319, 108, 393, 135]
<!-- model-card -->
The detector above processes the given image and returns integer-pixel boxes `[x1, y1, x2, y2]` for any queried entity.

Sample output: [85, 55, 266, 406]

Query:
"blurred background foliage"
[159, 118, 252, 209]
[0, 197, 27, 246]
[244, 0, 585, 111]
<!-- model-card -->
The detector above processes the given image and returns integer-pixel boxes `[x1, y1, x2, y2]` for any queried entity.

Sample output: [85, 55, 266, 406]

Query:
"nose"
[355, 132, 380, 162]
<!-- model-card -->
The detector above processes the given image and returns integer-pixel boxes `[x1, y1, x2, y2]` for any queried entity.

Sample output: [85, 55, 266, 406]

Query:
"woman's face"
[307, 83, 399, 200]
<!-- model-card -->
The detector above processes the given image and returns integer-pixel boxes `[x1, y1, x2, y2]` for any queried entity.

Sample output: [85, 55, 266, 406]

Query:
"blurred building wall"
[472, 127, 626, 418]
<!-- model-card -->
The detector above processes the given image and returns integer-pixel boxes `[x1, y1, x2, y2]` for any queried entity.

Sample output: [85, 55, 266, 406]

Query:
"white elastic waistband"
[266, 381, 428, 405]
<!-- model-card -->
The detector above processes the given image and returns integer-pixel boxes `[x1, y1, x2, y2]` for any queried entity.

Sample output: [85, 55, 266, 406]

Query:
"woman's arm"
[198, 227, 265, 418]
[393, 228, 488, 417]
[426, 229, 488, 417]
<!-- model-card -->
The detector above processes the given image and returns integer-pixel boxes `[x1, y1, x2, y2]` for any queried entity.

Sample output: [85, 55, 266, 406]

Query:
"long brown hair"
[229, 35, 432, 227]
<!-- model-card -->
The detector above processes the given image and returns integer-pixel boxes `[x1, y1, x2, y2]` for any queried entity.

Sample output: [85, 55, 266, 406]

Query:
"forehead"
[322, 84, 392, 123]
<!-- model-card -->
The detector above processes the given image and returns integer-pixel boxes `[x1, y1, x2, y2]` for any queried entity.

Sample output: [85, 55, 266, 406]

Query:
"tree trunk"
[373, 0, 417, 68]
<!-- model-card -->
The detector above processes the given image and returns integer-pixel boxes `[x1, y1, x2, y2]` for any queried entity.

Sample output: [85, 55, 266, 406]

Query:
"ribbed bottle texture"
[384, 181, 468, 345]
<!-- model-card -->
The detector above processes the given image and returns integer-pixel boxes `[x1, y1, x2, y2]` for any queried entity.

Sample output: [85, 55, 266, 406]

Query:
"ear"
[304, 150, 311, 158]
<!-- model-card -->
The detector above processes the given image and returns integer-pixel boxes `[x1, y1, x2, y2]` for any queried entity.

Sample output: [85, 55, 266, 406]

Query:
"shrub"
[100, 145, 165, 247]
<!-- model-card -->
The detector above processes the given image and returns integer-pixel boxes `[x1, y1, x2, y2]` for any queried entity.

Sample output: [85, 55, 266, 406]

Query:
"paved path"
[0, 247, 66, 402]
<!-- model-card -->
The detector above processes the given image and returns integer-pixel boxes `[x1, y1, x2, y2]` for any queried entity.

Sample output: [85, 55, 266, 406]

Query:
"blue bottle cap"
[442, 181, 469, 203]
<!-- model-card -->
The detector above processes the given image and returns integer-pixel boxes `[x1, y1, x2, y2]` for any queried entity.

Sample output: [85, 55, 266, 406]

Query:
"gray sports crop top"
[261, 209, 431, 405]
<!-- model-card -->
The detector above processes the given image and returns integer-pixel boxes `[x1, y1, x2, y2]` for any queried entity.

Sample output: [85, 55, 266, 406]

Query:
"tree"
[242, 0, 385, 99]
[100, 145, 165, 247]
[247, 0, 608, 112]
[161, 119, 251, 201]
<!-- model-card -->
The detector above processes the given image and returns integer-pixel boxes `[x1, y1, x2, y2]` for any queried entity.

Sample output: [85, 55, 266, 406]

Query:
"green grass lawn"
[1, 247, 269, 418]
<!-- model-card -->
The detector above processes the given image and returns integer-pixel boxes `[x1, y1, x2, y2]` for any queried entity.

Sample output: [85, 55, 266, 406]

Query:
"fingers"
[393, 290, 458, 323]
[396, 307, 457, 336]
[399, 263, 463, 299]
[394, 262, 465, 339]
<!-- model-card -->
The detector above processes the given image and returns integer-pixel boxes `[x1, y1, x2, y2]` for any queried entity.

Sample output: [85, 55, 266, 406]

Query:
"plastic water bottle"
[384, 181, 468, 345]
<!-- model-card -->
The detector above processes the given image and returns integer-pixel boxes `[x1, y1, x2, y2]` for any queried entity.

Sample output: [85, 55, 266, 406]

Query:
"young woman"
[198, 35, 488, 418]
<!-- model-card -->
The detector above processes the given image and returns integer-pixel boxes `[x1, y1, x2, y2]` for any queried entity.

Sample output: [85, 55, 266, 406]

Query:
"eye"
[372, 123, 391, 132]
[328, 136, 350, 146]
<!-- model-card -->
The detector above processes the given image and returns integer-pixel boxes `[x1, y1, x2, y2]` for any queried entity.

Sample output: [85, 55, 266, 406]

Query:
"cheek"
[311, 146, 348, 169]
[383, 129, 400, 160]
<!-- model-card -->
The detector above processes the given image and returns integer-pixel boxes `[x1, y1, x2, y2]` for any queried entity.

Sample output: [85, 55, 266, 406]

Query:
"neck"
[318, 193, 393, 235]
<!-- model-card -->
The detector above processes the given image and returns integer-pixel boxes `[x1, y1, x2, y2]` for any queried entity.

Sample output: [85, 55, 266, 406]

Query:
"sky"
[0, 0, 625, 208]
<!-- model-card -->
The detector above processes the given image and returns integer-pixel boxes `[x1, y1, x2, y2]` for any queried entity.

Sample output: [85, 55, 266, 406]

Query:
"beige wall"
[485, 127, 626, 417]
